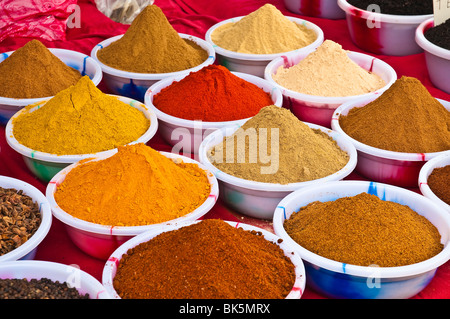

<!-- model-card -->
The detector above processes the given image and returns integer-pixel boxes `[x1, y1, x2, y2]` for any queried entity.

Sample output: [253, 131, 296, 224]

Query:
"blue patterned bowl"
[273, 180, 450, 299]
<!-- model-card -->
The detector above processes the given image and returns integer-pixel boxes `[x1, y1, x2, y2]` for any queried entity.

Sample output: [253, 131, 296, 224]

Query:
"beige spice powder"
[272, 40, 386, 97]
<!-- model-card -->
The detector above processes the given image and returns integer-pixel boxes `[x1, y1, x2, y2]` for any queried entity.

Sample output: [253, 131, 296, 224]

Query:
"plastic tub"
[338, 0, 432, 56]
[144, 71, 283, 155]
[0, 48, 102, 125]
[264, 49, 396, 128]
[419, 153, 450, 213]
[273, 180, 450, 299]
[5, 95, 158, 183]
[90, 34, 215, 102]
[416, 18, 450, 94]
[331, 95, 450, 187]
[205, 16, 324, 78]
[46, 151, 219, 260]
[102, 220, 306, 299]
[0, 176, 52, 262]
[198, 122, 357, 219]
[284, 0, 346, 19]
[0, 260, 110, 299]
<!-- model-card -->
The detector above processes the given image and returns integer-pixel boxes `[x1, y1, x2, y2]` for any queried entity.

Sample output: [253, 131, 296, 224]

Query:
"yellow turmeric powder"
[12, 76, 150, 155]
[54, 143, 212, 226]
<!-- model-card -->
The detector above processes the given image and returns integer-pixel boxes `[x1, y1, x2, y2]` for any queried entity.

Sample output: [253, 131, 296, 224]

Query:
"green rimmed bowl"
[5, 95, 158, 182]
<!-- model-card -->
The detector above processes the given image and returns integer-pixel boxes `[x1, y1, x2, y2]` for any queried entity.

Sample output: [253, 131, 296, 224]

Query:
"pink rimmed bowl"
[102, 220, 306, 299]
[331, 95, 450, 187]
[45, 151, 219, 260]
[264, 49, 396, 128]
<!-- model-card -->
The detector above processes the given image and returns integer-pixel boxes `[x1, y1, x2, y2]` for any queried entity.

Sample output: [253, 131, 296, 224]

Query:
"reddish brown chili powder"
[113, 219, 296, 299]
[428, 165, 450, 206]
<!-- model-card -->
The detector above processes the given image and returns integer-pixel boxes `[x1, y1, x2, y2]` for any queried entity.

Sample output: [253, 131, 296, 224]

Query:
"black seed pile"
[424, 19, 450, 50]
[0, 278, 90, 299]
[347, 0, 433, 15]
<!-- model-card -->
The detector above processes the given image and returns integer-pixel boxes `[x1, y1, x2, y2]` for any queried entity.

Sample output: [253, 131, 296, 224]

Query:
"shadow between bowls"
[5, 95, 158, 183]
[0, 48, 103, 125]
[90, 33, 215, 102]
[272, 180, 450, 299]
[144, 70, 283, 156]
[331, 95, 450, 188]
[45, 151, 219, 260]
[102, 220, 306, 299]
[198, 121, 357, 220]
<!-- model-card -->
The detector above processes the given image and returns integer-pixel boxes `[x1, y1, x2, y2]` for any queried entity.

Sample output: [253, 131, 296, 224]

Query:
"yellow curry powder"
[54, 143, 211, 226]
[12, 76, 150, 155]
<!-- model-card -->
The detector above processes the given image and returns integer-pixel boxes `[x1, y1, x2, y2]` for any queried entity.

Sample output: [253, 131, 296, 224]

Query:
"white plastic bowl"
[198, 121, 357, 219]
[338, 0, 432, 56]
[205, 16, 324, 77]
[0, 260, 110, 299]
[144, 71, 283, 155]
[264, 49, 396, 128]
[90, 33, 215, 102]
[5, 95, 158, 183]
[0, 176, 52, 262]
[284, 0, 346, 19]
[273, 180, 450, 299]
[331, 95, 450, 187]
[419, 153, 450, 213]
[0, 48, 103, 125]
[46, 151, 219, 260]
[102, 220, 306, 299]
[416, 18, 450, 94]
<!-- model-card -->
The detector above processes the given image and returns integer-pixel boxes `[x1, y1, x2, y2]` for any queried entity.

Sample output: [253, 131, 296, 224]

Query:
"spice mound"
[284, 192, 444, 267]
[428, 165, 450, 206]
[113, 219, 296, 299]
[207, 105, 349, 184]
[272, 40, 386, 97]
[0, 187, 41, 257]
[0, 278, 89, 299]
[54, 143, 211, 226]
[0, 39, 82, 99]
[12, 76, 150, 156]
[97, 5, 208, 73]
[347, 0, 433, 15]
[211, 4, 317, 54]
[424, 19, 450, 51]
[339, 76, 450, 153]
[153, 65, 273, 121]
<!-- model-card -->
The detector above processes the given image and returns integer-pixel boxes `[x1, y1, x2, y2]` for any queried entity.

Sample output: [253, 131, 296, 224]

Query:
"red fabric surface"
[0, 0, 449, 299]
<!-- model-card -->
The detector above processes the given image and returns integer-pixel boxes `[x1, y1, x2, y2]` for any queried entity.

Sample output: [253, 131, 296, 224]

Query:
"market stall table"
[0, 0, 449, 299]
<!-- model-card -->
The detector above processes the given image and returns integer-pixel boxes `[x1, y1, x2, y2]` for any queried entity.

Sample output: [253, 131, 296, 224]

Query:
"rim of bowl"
[338, 0, 433, 24]
[264, 50, 397, 104]
[418, 153, 450, 211]
[45, 151, 219, 237]
[416, 18, 450, 60]
[273, 180, 450, 278]
[0, 176, 52, 262]
[0, 260, 110, 298]
[5, 94, 159, 164]
[204, 16, 324, 61]
[90, 34, 216, 80]
[198, 121, 358, 192]
[144, 70, 283, 129]
[0, 48, 103, 106]
[102, 220, 307, 299]
[331, 96, 450, 161]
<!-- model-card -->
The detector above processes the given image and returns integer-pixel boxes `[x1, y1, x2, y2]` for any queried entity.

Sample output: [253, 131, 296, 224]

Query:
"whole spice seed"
[0, 187, 41, 256]
[0, 278, 89, 299]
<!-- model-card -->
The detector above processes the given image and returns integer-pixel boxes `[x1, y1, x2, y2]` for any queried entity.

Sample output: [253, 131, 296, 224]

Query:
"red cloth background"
[0, 0, 449, 299]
